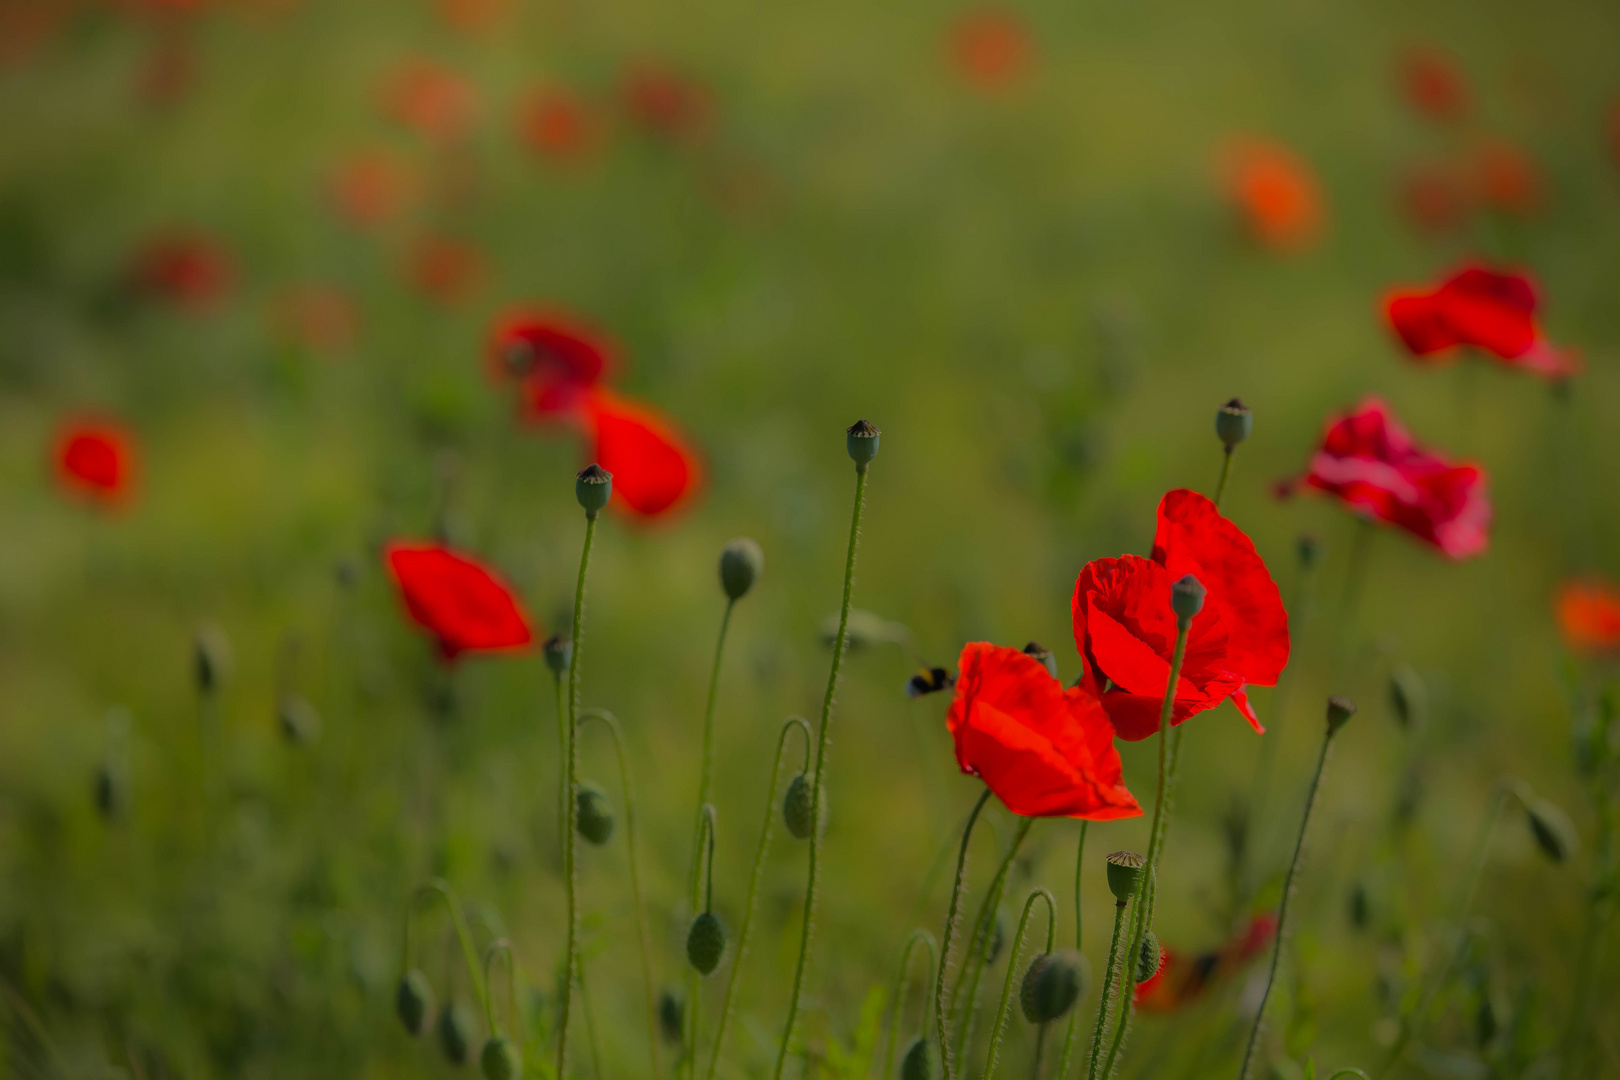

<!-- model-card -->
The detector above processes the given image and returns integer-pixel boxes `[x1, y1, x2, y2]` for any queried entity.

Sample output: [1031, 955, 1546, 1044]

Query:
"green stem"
[1329, 518, 1375, 679]
[484, 939, 519, 1037]
[1055, 823, 1088, 1080]
[951, 817, 1037, 1062]
[707, 718, 813, 1080]
[686, 805, 719, 1080]
[1033, 1023, 1048, 1080]
[884, 929, 941, 1080]
[1213, 448, 1235, 510]
[934, 788, 996, 1080]
[772, 464, 870, 1080]
[1329, 1071, 1372, 1080]
[698, 600, 736, 816]
[408, 878, 490, 1021]
[1083, 899, 1130, 1080]
[984, 889, 1058, 1080]
[558, 513, 598, 1080]
[1238, 719, 1341, 1079]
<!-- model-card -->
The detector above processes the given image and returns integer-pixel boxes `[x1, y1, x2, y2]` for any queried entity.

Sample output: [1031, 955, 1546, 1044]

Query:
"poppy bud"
[982, 913, 1007, 964]
[719, 537, 764, 600]
[1326, 695, 1356, 735]
[396, 969, 435, 1036]
[194, 624, 232, 694]
[905, 667, 954, 698]
[543, 634, 572, 676]
[1388, 665, 1424, 730]
[1170, 575, 1205, 627]
[1216, 398, 1253, 450]
[1524, 797, 1578, 863]
[575, 463, 612, 518]
[1020, 949, 1086, 1023]
[1134, 931, 1162, 984]
[1348, 881, 1370, 931]
[438, 998, 477, 1063]
[1022, 642, 1058, 679]
[686, 911, 726, 975]
[1297, 533, 1321, 569]
[846, 419, 881, 470]
[782, 773, 822, 840]
[481, 1035, 523, 1080]
[658, 988, 684, 1043]
[277, 693, 322, 746]
[94, 764, 125, 821]
[901, 1036, 933, 1080]
[576, 782, 615, 846]
[1106, 851, 1144, 903]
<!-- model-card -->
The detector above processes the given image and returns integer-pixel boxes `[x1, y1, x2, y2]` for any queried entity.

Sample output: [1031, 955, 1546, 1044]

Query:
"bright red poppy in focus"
[1556, 580, 1620, 653]
[1397, 47, 1469, 122]
[947, 642, 1140, 819]
[1135, 912, 1276, 1011]
[55, 421, 137, 505]
[1280, 397, 1491, 561]
[1385, 263, 1578, 379]
[132, 232, 232, 310]
[1222, 138, 1325, 253]
[949, 10, 1034, 91]
[1072, 490, 1289, 741]
[488, 309, 614, 420]
[583, 391, 701, 519]
[384, 543, 533, 660]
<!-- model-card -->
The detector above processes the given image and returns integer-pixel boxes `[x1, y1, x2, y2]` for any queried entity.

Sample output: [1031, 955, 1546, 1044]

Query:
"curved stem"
[884, 929, 941, 1080]
[984, 889, 1058, 1080]
[707, 718, 813, 1080]
[773, 464, 870, 1080]
[409, 878, 490, 1021]
[697, 600, 737, 816]
[558, 513, 598, 1080]
[1055, 823, 1088, 1080]
[579, 707, 663, 1080]
[934, 788, 996, 1080]
[1082, 901, 1129, 1080]
[1213, 448, 1235, 511]
[951, 818, 1037, 1065]
[484, 939, 519, 1037]
[1329, 1071, 1372, 1080]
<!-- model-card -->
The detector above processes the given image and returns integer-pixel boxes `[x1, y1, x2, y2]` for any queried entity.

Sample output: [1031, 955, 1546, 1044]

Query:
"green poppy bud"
[1106, 850, 1144, 903]
[719, 538, 765, 600]
[1326, 695, 1356, 735]
[194, 623, 232, 695]
[396, 969, 435, 1036]
[846, 419, 881, 470]
[982, 913, 1007, 964]
[575, 463, 612, 518]
[1022, 642, 1058, 679]
[1388, 665, 1424, 730]
[481, 1036, 523, 1080]
[687, 911, 726, 975]
[543, 634, 572, 676]
[901, 1036, 933, 1080]
[1525, 797, 1578, 863]
[438, 998, 478, 1064]
[277, 693, 321, 746]
[658, 988, 684, 1044]
[1297, 533, 1321, 569]
[1135, 931, 1162, 984]
[576, 782, 615, 846]
[1216, 398, 1252, 450]
[1020, 949, 1086, 1023]
[782, 773, 822, 840]
[1170, 575, 1206, 627]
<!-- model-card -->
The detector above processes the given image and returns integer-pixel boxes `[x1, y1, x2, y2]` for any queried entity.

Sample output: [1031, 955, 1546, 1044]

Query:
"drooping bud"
[658, 988, 684, 1043]
[277, 693, 322, 746]
[1388, 665, 1425, 730]
[901, 1036, 933, 1080]
[782, 773, 821, 840]
[905, 667, 954, 699]
[1135, 931, 1162, 984]
[719, 538, 765, 601]
[1020, 949, 1086, 1023]
[575, 463, 612, 518]
[396, 969, 435, 1035]
[1297, 533, 1321, 569]
[576, 782, 615, 846]
[686, 911, 726, 975]
[1524, 797, 1578, 863]
[438, 998, 478, 1064]
[1326, 696, 1357, 735]
[1170, 575, 1206, 627]
[1106, 851, 1144, 903]
[194, 623, 232, 695]
[1022, 642, 1058, 679]
[1216, 398, 1253, 450]
[846, 419, 881, 470]
[543, 634, 572, 676]
[982, 913, 1007, 964]
[481, 1035, 523, 1080]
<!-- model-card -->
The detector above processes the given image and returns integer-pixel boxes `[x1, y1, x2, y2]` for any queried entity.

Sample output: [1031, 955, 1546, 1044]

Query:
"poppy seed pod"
[1170, 574, 1206, 627]
[658, 988, 684, 1043]
[1326, 695, 1357, 735]
[480, 1036, 522, 1080]
[576, 782, 615, 846]
[395, 969, 435, 1036]
[1525, 797, 1578, 862]
[575, 463, 612, 517]
[1020, 949, 1086, 1023]
[193, 624, 232, 694]
[782, 773, 821, 840]
[846, 419, 881, 469]
[1216, 398, 1253, 450]
[1135, 930, 1162, 984]
[1022, 641, 1058, 679]
[277, 694, 321, 746]
[1389, 665, 1425, 730]
[543, 634, 572, 676]
[1106, 850, 1144, 903]
[901, 1036, 933, 1080]
[686, 911, 726, 975]
[719, 537, 764, 600]
[438, 998, 477, 1064]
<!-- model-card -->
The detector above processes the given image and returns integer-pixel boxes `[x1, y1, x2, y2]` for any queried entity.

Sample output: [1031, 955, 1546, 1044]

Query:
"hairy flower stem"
[984, 889, 1057, 1080]
[1055, 823, 1088, 1080]
[557, 513, 597, 1080]
[772, 464, 870, 1080]
[484, 939, 519, 1036]
[934, 788, 995, 1080]
[706, 718, 812, 1080]
[884, 929, 940, 1080]
[1238, 718, 1342, 1079]
[951, 817, 1036, 1062]
[1083, 899, 1130, 1080]
[686, 805, 718, 1080]
[687, 601, 736, 918]
[405, 878, 490, 1019]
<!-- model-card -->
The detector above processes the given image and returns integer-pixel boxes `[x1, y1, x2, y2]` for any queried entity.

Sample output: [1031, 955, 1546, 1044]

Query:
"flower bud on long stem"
[1053, 822, 1090, 1080]
[983, 889, 1057, 1080]
[884, 929, 940, 1080]
[934, 788, 995, 1080]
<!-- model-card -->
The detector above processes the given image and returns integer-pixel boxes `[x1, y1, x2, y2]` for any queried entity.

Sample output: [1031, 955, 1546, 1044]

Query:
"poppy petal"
[584, 392, 702, 519]
[385, 543, 534, 660]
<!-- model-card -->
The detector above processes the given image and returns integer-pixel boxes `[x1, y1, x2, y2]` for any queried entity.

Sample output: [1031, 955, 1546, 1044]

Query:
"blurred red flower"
[136, 35, 195, 106]
[329, 150, 415, 229]
[1280, 396, 1491, 560]
[132, 231, 232, 310]
[1397, 47, 1469, 122]
[946, 642, 1141, 819]
[488, 309, 614, 421]
[1472, 139, 1543, 217]
[1223, 138, 1325, 253]
[949, 10, 1033, 91]
[55, 420, 137, 505]
[1385, 263, 1578, 379]
[1556, 580, 1620, 653]
[272, 286, 358, 353]
[1396, 162, 1470, 235]
[382, 59, 476, 144]
[621, 61, 713, 144]
[407, 236, 486, 305]
[1072, 490, 1288, 741]
[384, 543, 533, 660]
[583, 391, 701, 519]
[1135, 912, 1276, 1011]
[435, 0, 506, 33]
[519, 86, 602, 164]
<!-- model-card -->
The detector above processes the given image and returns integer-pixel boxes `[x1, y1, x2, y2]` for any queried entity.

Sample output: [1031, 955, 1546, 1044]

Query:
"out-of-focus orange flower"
[1473, 139, 1543, 217]
[1557, 580, 1620, 653]
[272, 286, 358, 353]
[949, 9, 1033, 91]
[0, 4, 65, 66]
[1397, 47, 1469, 122]
[382, 59, 476, 144]
[1397, 162, 1470, 235]
[621, 61, 713, 144]
[435, 0, 506, 33]
[136, 34, 195, 106]
[54, 419, 138, 507]
[1223, 138, 1325, 253]
[132, 231, 233, 310]
[328, 150, 415, 228]
[407, 236, 486, 305]
[519, 87, 602, 164]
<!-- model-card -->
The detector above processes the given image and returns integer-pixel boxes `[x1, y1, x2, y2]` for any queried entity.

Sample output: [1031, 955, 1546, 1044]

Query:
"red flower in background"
[949, 10, 1034, 91]
[1072, 491, 1289, 741]
[382, 59, 476, 143]
[1385, 264, 1577, 379]
[1556, 580, 1620, 653]
[385, 543, 533, 660]
[584, 391, 701, 519]
[1472, 139, 1542, 217]
[1222, 138, 1325, 253]
[1135, 913, 1276, 1011]
[1397, 47, 1469, 122]
[1280, 397, 1491, 560]
[1396, 163, 1470, 235]
[435, 0, 506, 33]
[519, 87, 601, 164]
[407, 236, 486, 305]
[132, 232, 232, 310]
[271, 285, 358, 353]
[55, 420, 137, 505]
[329, 150, 416, 229]
[621, 61, 713, 144]
[488, 309, 614, 420]
[947, 643, 1141, 819]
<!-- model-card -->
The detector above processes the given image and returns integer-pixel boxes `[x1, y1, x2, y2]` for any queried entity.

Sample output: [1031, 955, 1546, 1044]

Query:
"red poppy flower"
[1556, 580, 1620, 653]
[132, 232, 232, 310]
[137, 35, 195, 107]
[329, 150, 416, 229]
[487, 309, 614, 420]
[435, 0, 506, 33]
[1280, 396, 1491, 560]
[583, 391, 702, 519]
[946, 643, 1140, 820]
[1222, 138, 1325, 253]
[1472, 139, 1542, 217]
[407, 236, 486, 305]
[1397, 47, 1468, 122]
[621, 61, 713, 144]
[55, 420, 137, 505]
[382, 59, 476, 143]
[384, 543, 533, 660]
[1396, 162, 1470, 235]
[1384, 263, 1578, 379]
[1072, 491, 1288, 741]
[272, 285, 358, 353]
[1135, 912, 1275, 1011]
[949, 10, 1034, 92]
[519, 87, 602, 164]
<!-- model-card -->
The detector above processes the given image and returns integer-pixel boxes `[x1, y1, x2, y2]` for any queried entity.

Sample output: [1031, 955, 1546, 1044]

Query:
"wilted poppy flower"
[1472, 139, 1542, 217]
[329, 150, 415, 228]
[946, 642, 1140, 819]
[1384, 263, 1577, 378]
[1556, 580, 1620, 653]
[1279, 396, 1491, 560]
[948, 10, 1033, 91]
[488, 308, 613, 420]
[407, 236, 486, 305]
[1397, 47, 1468, 122]
[1072, 490, 1289, 741]
[382, 59, 476, 143]
[55, 420, 137, 505]
[583, 391, 701, 519]
[384, 543, 533, 660]
[1135, 912, 1276, 1011]
[132, 232, 232, 310]
[1222, 138, 1325, 252]
[621, 61, 713, 144]
[519, 87, 601, 163]
[272, 286, 358, 353]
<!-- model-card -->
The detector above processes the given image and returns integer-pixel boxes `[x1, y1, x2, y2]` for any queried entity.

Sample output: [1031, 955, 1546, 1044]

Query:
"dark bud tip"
[782, 773, 821, 840]
[846, 419, 881, 469]
[576, 782, 616, 846]
[1525, 798, 1578, 863]
[575, 463, 612, 517]
[1022, 642, 1059, 679]
[1106, 850, 1145, 903]
[901, 1036, 934, 1080]
[686, 911, 727, 975]
[395, 969, 435, 1036]
[1134, 930, 1163, 984]
[1170, 575, 1206, 626]
[719, 537, 765, 600]
[193, 624, 232, 695]
[277, 694, 322, 746]
[1326, 695, 1357, 735]
[1020, 949, 1086, 1024]
[1216, 398, 1253, 450]
[657, 988, 685, 1044]
[437, 999, 477, 1064]
[481, 1036, 523, 1080]
[543, 634, 573, 676]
